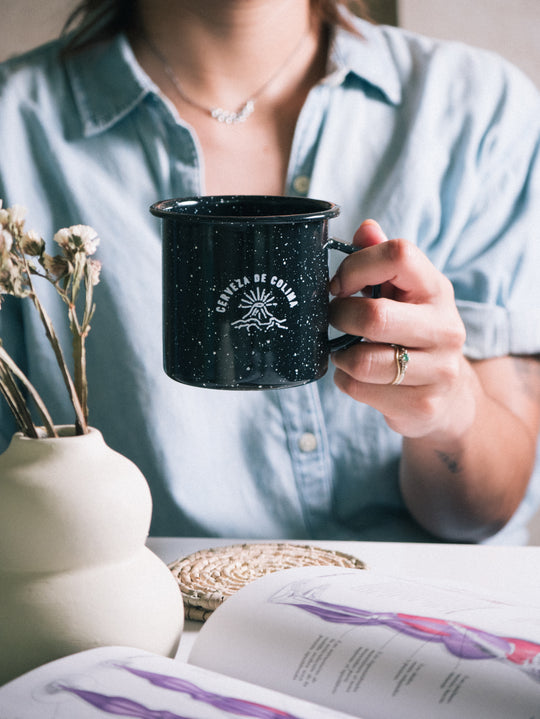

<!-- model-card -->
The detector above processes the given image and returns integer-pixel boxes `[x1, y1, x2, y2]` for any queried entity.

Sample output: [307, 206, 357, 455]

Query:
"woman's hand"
[328, 220, 540, 542]
[328, 219, 470, 441]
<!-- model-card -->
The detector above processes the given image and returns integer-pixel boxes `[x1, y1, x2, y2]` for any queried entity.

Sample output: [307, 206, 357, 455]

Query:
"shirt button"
[293, 175, 310, 195]
[298, 432, 318, 453]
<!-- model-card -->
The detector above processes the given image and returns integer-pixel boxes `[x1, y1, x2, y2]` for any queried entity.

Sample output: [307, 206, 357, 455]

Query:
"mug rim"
[150, 195, 340, 223]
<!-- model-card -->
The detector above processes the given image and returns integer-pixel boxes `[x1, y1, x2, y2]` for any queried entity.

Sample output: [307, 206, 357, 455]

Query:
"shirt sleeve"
[431, 52, 540, 541]
[441, 54, 540, 359]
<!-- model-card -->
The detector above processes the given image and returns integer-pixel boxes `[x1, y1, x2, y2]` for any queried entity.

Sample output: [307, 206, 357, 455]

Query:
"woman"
[1, 0, 539, 542]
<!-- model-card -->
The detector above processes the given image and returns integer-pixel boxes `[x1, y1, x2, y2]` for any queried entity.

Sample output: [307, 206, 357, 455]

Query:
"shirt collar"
[327, 19, 402, 105]
[66, 18, 402, 138]
[65, 34, 156, 138]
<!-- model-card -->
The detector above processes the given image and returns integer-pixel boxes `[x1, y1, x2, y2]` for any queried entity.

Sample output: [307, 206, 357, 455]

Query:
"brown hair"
[61, 1, 371, 54]
[311, 1, 371, 32]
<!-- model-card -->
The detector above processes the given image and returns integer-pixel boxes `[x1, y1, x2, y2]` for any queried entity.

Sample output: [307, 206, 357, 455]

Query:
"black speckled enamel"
[151, 195, 342, 390]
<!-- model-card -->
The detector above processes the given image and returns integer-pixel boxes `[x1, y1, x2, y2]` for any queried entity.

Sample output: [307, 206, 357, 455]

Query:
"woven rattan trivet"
[168, 542, 366, 621]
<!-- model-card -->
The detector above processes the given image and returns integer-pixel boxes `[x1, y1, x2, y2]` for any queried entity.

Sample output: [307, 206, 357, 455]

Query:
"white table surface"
[146, 537, 540, 660]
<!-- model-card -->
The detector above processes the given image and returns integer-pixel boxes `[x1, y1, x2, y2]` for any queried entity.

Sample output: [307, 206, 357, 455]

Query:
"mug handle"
[324, 237, 380, 352]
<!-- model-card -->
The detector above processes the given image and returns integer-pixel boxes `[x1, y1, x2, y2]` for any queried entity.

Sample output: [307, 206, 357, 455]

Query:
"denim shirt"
[1, 19, 540, 542]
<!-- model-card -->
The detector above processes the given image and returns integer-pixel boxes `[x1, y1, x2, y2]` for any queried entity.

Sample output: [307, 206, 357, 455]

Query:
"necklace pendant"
[211, 99, 255, 125]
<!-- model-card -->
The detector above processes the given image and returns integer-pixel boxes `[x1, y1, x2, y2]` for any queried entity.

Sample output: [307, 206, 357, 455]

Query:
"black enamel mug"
[151, 195, 362, 390]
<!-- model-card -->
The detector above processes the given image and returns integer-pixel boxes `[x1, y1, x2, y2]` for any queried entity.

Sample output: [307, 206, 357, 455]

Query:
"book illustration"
[269, 580, 540, 684]
[43, 661, 304, 719]
[3, 567, 540, 719]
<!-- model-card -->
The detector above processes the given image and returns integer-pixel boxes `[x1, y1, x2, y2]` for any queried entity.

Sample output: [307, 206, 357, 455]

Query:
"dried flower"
[21, 230, 45, 257]
[0, 258, 31, 300]
[42, 253, 72, 281]
[0, 203, 8, 227]
[54, 224, 100, 257]
[0, 228, 13, 254]
[87, 258, 102, 286]
[0, 199, 101, 438]
[6, 204, 26, 230]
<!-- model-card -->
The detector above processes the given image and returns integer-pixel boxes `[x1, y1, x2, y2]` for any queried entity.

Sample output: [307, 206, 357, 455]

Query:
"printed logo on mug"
[151, 195, 364, 390]
[216, 273, 297, 328]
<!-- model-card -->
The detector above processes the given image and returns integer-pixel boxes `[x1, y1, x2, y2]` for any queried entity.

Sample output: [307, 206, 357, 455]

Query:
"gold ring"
[391, 345, 409, 385]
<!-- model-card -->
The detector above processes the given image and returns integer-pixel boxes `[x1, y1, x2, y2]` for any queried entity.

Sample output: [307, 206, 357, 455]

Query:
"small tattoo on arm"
[435, 450, 463, 475]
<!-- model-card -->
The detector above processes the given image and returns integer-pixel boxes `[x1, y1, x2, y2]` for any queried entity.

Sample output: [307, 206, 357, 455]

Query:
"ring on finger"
[390, 344, 410, 386]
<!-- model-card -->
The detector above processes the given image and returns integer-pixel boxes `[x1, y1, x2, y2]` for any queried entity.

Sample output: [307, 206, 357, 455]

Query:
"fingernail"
[362, 219, 381, 229]
[329, 275, 341, 296]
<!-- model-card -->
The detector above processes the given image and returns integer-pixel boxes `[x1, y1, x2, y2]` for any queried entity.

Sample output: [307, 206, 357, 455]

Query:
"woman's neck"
[131, 0, 320, 113]
[131, 0, 328, 196]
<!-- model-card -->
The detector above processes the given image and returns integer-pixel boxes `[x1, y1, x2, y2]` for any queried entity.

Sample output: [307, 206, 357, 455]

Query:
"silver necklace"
[143, 30, 311, 125]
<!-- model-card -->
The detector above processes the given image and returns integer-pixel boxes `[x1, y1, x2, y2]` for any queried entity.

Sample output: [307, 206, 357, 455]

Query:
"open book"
[1, 566, 539, 718]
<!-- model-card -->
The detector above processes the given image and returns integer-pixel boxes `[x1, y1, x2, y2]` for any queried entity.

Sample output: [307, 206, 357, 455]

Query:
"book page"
[188, 566, 540, 719]
[0, 645, 355, 719]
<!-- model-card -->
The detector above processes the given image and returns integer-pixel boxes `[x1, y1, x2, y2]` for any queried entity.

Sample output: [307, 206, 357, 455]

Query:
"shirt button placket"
[277, 385, 332, 536]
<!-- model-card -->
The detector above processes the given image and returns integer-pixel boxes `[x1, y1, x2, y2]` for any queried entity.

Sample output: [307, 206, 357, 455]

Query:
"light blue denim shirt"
[1, 18, 540, 542]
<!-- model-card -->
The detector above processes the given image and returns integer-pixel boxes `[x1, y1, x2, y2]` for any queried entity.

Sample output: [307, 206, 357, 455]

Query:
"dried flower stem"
[19, 236, 89, 435]
[0, 346, 57, 437]
[0, 364, 38, 438]
[30, 292, 88, 435]
[70, 308, 88, 426]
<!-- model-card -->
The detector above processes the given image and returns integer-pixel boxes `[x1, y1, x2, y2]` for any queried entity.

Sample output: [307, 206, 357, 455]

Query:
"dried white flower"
[21, 230, 44, 257]
[52, 227, 71, 248]
[42, 253, 72, 280]
[87, 258, 102, 286]
[54, 225, 100, 257]
[0, 228, 13, 254]
[0, 256, 15, 289]
[0, 257, 30, 298]
[74, 225, 100, 254]
[7, 204, 26, 231]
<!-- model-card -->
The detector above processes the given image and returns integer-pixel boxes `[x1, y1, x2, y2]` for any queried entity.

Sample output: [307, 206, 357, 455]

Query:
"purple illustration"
[53, 663, 303, 719]
[116, 664, 302, 719]
[52, 686, 191, 719]
[270, 582, 540, 684]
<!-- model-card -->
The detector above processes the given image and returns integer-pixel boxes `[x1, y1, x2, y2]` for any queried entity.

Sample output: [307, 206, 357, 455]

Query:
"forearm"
[329, 224, 540, 543]
[400, 359, 537, 542]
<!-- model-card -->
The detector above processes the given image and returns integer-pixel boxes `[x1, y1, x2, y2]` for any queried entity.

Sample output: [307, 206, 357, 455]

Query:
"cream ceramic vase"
[0, 426, 183, 685]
